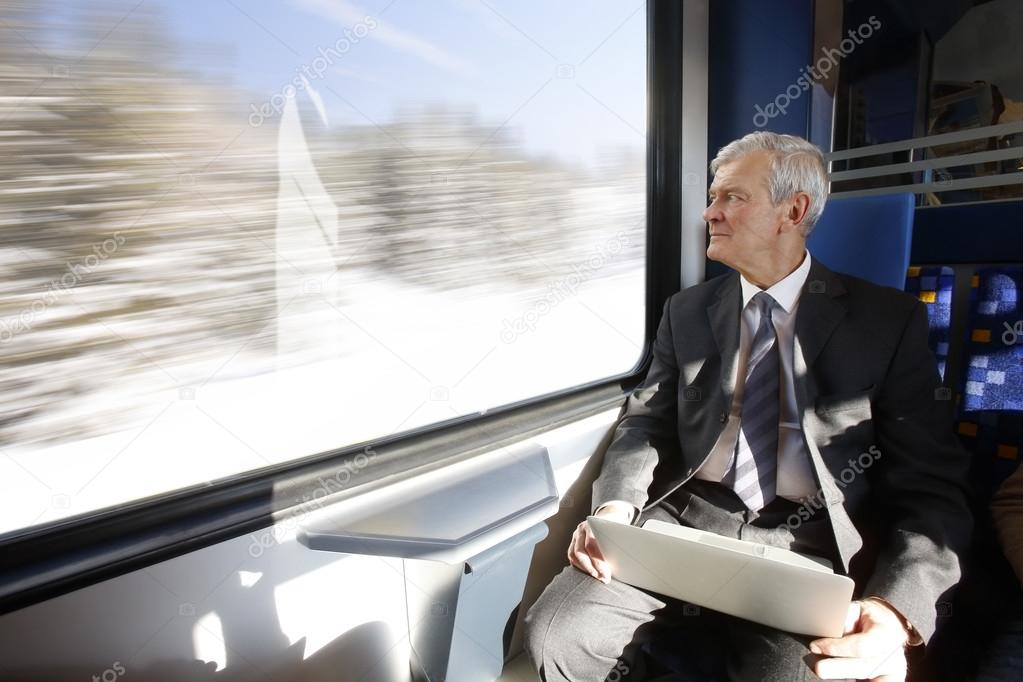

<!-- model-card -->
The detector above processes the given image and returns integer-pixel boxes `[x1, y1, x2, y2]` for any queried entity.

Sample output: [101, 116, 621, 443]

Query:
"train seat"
[957, 267, 1023, 496]
[910, 265, 1023, 680]
[904, 265, 956, 381]
[808, 193, 915, 290]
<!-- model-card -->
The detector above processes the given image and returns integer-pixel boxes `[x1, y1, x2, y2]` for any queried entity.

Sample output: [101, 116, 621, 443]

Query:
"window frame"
[0, 0, 685, 615]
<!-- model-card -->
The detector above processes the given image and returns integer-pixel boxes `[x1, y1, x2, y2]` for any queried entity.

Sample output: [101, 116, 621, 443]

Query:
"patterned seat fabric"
[956, 267, 1023, 496]
[904, 265, 955, 381]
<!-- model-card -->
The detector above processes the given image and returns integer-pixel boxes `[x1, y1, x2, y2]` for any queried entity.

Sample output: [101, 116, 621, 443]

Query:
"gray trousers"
[523, 480, 851, 682]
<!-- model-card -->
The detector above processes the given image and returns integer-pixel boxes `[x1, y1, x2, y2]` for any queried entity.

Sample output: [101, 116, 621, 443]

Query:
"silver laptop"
[587, 516, 855, 638]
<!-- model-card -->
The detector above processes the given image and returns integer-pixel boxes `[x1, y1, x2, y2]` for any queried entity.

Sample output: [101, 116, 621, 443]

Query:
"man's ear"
[783, 192, 811, 234]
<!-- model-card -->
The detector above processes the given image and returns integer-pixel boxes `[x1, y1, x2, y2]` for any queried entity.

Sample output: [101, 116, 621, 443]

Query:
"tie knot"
[752, 292, 777, 320]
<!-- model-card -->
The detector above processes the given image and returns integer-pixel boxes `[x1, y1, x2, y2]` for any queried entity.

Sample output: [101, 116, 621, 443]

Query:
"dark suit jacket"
[593, 258, 971, 642]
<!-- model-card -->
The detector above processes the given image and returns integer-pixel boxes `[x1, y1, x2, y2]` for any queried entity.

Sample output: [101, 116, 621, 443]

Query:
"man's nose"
[703, 201, 720, 224]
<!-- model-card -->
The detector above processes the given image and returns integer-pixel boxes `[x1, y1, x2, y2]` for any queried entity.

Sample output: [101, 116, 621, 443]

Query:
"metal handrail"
[829, 146, 1023, 182]
[826, 120, 1023, 162]
[826, 122, 1023, 201]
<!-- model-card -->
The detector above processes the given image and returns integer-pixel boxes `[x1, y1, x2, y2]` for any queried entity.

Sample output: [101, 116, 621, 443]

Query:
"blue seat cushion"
[905, 265, 954, 380]
[957, 412, 1023, 498]
[962, 268, 1023, 412]
[957, 267, 1023, 498]
[808, 193, 914, 290]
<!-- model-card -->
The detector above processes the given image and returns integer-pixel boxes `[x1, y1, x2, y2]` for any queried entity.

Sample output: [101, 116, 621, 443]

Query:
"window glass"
[829, 0, 1023, 203]
[0, 0, 646, 534]
[929, 0, 1023, 203]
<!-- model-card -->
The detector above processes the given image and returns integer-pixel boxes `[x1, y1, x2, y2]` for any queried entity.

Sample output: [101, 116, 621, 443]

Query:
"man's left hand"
[809, 599, 909, 681]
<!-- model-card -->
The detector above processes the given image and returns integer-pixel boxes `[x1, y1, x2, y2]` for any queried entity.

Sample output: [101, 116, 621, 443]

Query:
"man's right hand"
[567, 502, 634, 583]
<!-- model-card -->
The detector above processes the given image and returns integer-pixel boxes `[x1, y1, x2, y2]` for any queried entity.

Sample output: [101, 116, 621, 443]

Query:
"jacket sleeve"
[592, 296, 681, 513]
[862, 300, 972, 643]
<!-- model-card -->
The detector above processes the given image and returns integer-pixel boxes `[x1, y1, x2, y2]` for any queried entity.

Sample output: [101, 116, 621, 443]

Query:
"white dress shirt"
[694, 250, 816, 501]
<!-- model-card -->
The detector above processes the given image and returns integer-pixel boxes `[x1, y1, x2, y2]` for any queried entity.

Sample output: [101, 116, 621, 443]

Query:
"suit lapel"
[706, 274, 741, 416]
[792, 259, 861, 571]
[794, 260, 847, 370]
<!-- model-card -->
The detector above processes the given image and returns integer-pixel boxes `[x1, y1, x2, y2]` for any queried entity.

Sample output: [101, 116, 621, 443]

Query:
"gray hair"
[710, 132, 829, 234]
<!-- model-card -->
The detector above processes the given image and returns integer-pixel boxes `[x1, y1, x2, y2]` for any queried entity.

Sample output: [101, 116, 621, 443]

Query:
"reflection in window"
[830, 0, 1023, 203]
[0, 0, 646, 533]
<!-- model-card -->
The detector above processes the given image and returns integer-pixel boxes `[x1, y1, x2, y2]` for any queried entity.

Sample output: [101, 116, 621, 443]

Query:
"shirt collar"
[739, 250, 812, 314]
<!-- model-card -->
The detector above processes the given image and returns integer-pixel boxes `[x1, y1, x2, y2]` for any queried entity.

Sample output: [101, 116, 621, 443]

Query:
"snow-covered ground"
[0, 266, 644, 536]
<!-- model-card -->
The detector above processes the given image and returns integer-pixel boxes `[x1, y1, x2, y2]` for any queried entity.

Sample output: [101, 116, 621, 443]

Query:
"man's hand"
[567, 503, 633, 583]
[810, 599, 910, 681]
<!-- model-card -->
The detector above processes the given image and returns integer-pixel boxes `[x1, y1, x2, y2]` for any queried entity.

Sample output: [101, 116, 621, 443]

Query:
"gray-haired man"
[523, 132, 971, 681]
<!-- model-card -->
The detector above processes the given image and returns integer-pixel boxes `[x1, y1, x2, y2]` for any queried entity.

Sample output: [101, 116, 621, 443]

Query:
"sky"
[149, 0, 648, 168]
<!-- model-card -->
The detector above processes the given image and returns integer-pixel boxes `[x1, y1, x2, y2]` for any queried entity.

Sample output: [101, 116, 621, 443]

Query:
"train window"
[0, 1, 646, 534]
[929, 0, 1023, 202]
[828, 0, 1023, 204]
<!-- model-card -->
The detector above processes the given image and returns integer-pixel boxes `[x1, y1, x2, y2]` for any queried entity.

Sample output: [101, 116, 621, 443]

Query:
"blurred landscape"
[0, 1, 644, 472]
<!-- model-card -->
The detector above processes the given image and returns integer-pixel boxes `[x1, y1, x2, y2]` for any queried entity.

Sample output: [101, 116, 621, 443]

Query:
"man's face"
[703, 151, 789, 272]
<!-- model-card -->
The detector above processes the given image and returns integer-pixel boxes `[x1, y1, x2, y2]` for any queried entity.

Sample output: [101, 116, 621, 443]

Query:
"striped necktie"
[726, 291, 780, 510]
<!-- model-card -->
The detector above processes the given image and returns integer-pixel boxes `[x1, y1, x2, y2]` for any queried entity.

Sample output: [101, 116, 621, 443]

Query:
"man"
[523, 132, 971, 681]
